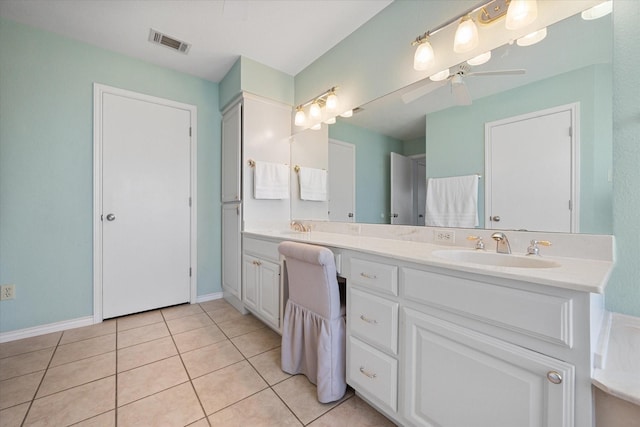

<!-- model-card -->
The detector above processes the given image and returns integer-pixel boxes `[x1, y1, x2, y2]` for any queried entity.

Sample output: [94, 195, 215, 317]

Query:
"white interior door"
[328, 139, 355, 222]
[101, 92, 192, 319]
[486, 104, 577, 232]
[390, 152, 413, 225]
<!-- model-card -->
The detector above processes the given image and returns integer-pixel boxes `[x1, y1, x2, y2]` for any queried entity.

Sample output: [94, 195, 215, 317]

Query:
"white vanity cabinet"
[242, 236, 282, 331]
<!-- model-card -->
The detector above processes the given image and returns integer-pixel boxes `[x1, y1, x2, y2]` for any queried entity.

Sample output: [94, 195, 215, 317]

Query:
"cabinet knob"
[546, 371, 563, 384]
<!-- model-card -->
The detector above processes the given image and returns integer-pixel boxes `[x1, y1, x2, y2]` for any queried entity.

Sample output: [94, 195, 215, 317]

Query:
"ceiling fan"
[401, 64, 526, 106]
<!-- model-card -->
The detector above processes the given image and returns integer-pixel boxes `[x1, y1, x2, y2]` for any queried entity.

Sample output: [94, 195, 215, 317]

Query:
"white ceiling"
[0, 0, 393, 82]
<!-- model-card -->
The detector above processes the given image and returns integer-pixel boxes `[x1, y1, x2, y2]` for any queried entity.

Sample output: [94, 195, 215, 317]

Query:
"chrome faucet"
[290, 220, 309, 232]
[491, 232, 511, 254]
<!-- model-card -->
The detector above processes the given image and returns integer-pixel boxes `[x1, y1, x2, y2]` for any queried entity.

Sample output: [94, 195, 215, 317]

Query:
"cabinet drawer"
[349, 288, 398, 354]
[243, 237, 280, 262]
[402, 268, 573, 347]
[348, 336, 398, 412]
[350, 258, 398, 296]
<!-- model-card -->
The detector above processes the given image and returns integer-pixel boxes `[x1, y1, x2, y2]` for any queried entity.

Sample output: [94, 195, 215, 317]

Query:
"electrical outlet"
[1, 284, 16, 300]
[434, 230, 456, 245]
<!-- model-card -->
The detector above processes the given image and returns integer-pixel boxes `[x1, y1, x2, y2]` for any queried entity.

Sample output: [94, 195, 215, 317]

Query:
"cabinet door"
[221, 203, 241, 299]
[258, 259, 280, 328]
[242, 254, 259, 310]
[222, 103, 241, 202]
[403, 308, 575, 427]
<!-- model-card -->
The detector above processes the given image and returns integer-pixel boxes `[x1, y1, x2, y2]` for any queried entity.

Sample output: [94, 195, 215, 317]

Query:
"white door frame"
[93, 83, 198, 323]
[485, 103, 580, 233]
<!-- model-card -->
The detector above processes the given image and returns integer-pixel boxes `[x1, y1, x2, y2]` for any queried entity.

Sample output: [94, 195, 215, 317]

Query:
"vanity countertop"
[243, 229, 614, 294]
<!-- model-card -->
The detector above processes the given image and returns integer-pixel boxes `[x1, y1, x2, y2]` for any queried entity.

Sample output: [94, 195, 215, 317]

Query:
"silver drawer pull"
[547, 371, 563, 384]
[360, 272, 377, 280]
[360, 314, 378, 324]
[359, 366, 377, 379]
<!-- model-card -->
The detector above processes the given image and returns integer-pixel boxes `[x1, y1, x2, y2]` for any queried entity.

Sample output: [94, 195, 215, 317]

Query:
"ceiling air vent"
[148, 29, 191, 54]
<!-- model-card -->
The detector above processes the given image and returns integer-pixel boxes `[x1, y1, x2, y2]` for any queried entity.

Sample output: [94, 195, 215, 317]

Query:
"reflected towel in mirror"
[299, 167, 327, 201]
[425, 174, 479, 227]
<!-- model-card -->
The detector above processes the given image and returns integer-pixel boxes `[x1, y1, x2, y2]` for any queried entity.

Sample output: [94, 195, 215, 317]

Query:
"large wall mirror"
[292, 6, 612, 235]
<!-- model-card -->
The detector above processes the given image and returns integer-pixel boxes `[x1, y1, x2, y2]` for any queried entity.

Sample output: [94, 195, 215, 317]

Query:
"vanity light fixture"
[453, 16, 479, 53]
[505, 0, 538, 30]
[293, 86, 340, 127]
[340, 109, 353, 118]
[430, 69, 450, 82]
[412, 34, 435, 71]
[581, 1, 612, 20]
[324, 117, 336, 125]
[310, 123, 322, 130]
[516, 27, 547, 46]
[467, 50, 492, 66]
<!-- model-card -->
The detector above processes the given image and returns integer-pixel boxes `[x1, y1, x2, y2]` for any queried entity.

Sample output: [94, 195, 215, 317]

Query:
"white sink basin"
[432, 250, 560, 269]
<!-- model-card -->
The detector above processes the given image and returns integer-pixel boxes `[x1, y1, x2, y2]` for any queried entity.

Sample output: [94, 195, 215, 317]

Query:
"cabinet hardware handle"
[360, 272, 377, 280]
[252, 260, 262, 266]
[359, 367, 377, 379]
[360, 314, 378, 324]
[547, 371, 563, 384]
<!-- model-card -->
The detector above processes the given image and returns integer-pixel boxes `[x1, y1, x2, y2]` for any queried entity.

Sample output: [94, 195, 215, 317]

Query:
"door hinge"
[189, 197, 192, 207]
[100, 214, 103, 221]
[569, 126, 573, 137]
[189, 267, 192, 277]
[569, 200, 572, 210]
[189, 127, 192, 137]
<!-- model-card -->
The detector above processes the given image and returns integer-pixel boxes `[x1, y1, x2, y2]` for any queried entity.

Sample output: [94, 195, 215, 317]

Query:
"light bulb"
[467, 51, 491, 66]
[294, 108, 306, 126]
[324, 117, 336, 125]
[516, 27, 547, 47]
[506, 0, 538, 30]
[413, 40, 435, 71]
[326, 92, 338, 112]
[430, 69, 450, 82]
[311, 123, 322, 130]
[309, 101, 321, 119]
[340, 109, 353, 118]
[453, 17, 479, 53]
[581, 1, 612, 20]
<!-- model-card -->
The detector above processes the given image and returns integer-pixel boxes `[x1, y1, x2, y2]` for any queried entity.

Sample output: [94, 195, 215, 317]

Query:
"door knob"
[348, 213, 354, 218]
[106, 213, 116, 221]
[490, 215, 501, 222]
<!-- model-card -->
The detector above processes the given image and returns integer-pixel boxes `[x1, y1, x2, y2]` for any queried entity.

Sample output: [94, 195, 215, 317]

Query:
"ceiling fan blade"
[451, 80, 472, 106]
[467, 69, 526, 77]
[401, 79, 448, 104]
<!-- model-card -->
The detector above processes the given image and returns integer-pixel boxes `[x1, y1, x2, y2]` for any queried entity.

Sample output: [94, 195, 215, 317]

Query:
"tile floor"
[0, 299, 396, 426]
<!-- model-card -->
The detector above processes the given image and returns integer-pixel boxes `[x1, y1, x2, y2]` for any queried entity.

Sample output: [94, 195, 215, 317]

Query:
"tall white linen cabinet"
[221, 93, 292, 326]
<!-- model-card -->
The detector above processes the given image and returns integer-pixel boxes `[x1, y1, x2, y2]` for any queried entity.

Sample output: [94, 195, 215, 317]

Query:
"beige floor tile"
[307, 395, 396, 427]
[208, 388, 302, 427]
[162, 303, 204, 320]
[206, 306, 245, 323]
[186, 418, 210, 427]
[117, 356, 188, 406]
[0, 370, 44, 410]
[273, 375, 352, 424]
[217, 314, 266, 338]
[231, 327, 281, 358]
[37, 352, 115, 398]
[0, 332, 60, 359]
[116, 310, 163, 332]
[198, 298, 231, 313]
[193, 360, 268, 415]
[181, 340, 244, 379]
[248, 347, 291, 385]
[51, 334, 115, 367]
[117, 322, 169, 349]
[71, 410, 115, 426]
[117, 382, 204, 427]
[166, 313, 214, 335]
[60, 320, 116, 345]
[0, 402, 30, 427]
[24, 376, 115, 426]
[0, 348, 54, 381]
[117, 336, 177, 373]
[173, 325, 227, 353]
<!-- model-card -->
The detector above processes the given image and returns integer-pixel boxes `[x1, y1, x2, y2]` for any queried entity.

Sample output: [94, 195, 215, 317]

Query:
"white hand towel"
[253, 161, 290, 199]
[299, 167, 327, 201]
[425, 174, 479, 227]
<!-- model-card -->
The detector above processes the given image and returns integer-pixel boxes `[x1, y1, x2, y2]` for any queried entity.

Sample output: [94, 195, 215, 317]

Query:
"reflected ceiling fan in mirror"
[401, 64, 526, 105]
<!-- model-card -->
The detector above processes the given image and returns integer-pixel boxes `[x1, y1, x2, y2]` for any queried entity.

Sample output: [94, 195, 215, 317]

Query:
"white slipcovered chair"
[278, 241, 346, 403]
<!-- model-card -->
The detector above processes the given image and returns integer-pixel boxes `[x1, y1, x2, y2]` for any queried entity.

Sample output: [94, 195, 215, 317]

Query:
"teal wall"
[403, 137, 426, 157]
[0, 19, 221, 332]
[329, 121, 403, 223]
[426, 64, 613, 233]
[609, 0, 640, 316]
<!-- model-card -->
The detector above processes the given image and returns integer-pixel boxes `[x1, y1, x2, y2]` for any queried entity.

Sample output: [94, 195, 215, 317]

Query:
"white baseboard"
[0, 316, 95, 343]
[196, 292, 224, 303]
